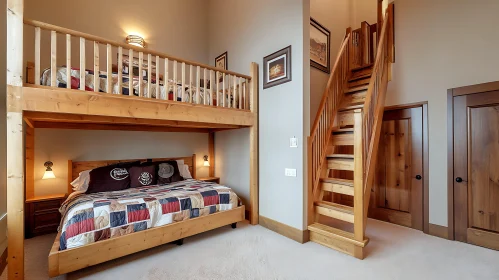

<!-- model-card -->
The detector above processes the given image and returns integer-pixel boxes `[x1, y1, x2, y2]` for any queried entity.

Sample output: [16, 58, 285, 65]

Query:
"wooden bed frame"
[48, 156, 245, 277]
[6, 1, 259, 278]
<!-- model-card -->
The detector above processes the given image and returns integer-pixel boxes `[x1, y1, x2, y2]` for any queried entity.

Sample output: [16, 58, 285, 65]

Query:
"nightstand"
[25, 194, 66, 239]
[198, 177, 220, 184]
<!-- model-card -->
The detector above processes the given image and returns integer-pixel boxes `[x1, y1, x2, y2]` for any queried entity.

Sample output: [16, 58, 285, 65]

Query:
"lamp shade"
[203, 155, 210, 167]
[42, 170, 56, 180]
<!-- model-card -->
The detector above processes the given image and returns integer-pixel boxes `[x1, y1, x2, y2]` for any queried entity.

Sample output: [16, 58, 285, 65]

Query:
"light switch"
[290, 137, 298, 148]
[285, 168, 297, 177]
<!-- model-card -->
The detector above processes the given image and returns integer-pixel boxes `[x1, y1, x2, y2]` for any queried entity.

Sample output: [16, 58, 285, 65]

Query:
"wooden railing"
[361, 7, 393, 227]
[308, 34, 351, 198]
[23, 19, 252, 110]
[349, 22, 377, 70]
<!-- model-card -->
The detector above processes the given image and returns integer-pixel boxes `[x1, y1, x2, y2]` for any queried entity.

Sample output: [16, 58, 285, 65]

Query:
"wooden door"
[369, 107, 424, 230]
[453, 89, 499, 249]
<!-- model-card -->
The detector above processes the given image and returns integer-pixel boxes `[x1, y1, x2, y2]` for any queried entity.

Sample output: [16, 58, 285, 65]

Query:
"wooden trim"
[25, 193, 66, 203]
[383, 101, 428, 112]
[451, 81, 499, 97]
[422, 103, 430, 234]
[49, 206, 245, 277]
[0, 247, 7, 276]
[191, 154, 197, 180]
[208, 132, 215, 177]
[22, 85, 256, 127]
[25, 125, 35, 200]
[259, 215, 309, 244]
[429, 223, 449, 240]
[33, 121, 213, 133]
[23, 19, 251, 80]
[249, 62, 259, 225]
[467, 228, 499, 250]
[447, 89, 455, 240]
[67, 160, 73, 195]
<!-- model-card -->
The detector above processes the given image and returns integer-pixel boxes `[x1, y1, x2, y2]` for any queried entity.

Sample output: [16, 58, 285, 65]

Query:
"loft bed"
[6, 2, 259, 279]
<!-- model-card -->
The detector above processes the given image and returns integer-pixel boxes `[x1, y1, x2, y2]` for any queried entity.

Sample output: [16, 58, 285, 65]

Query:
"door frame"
[447, 81, 499, 241]
[375, 101, 430, 233]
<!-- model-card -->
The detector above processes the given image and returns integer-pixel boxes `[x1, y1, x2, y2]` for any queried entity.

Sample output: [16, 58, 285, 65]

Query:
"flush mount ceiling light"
[126, 35, 146, 48]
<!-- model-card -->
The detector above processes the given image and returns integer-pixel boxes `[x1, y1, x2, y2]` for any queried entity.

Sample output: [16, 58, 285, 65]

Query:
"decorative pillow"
[71, 169, 91, 192]
[156, 161, 183, 185]
[129, 165, 157, 188]
[181, 164, 193, 179]
[86, 162, 139, 194]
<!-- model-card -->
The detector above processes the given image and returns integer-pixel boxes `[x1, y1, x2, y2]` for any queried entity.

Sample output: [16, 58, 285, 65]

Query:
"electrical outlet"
[290, 137, 298, 148]
[285, 168, 297, 177]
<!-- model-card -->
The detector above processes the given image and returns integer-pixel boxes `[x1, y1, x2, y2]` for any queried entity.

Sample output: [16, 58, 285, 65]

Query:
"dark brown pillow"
[156, 161, 183, 185]
[129, 165, 156, 188]
[87, 161, 139, 194]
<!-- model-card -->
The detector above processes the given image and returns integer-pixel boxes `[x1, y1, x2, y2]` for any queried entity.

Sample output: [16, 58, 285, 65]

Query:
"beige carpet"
[1, 219, 499, 280]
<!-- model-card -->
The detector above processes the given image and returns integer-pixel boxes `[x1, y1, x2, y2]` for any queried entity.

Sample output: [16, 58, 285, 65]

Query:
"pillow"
[86, 161, 139, 194]
[71, 169, 91, 192]
[181, 164, 193, 179]
[129, 165, 156, 188]
[156, 161, 183, 185]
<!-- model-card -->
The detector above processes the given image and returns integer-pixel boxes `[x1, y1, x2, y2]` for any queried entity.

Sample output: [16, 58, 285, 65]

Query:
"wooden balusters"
[222, 73, 226, 107]
[196, 66, 200, 104]
[34, 27, 41, 85]
[50, 31, 56, 87]
[66, 34, 71, 89]
[138, 52, 143, 97]
[147, 54, 152, 98]
[232, 75, 237, 108]
[173, 60, 178, 101]
[117, 47, 123, 94]
[210, 70, 214, 106]
[106, 44, 112, 93]
[128, 49, 133, 96]
[80, 38, 85, 90]
[93, 41, 99, 92]
[181, 62, 186, 102]
[203, 68, 207, 105]
[216, 71, 220, 107]
[189, 65, 193, 103]
[238, 77, 242, 109]
[164, 58, 169, 100]
[155, 56, 160, 99]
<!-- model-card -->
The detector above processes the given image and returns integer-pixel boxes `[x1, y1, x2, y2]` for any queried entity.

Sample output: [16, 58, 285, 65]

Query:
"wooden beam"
[22, 85, 256, 127]
[25, 125, 35, 200]
[7, 0, 25, 278]
[208, 132, 215, 177]
[33, 121, 212, 133]
[249, 62, 259, 225]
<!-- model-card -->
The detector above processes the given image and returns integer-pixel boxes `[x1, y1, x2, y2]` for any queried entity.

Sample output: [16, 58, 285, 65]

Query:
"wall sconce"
[42, 161, 56, 179]
[126, 35, 146, 48]
[203, 155, 210, 167]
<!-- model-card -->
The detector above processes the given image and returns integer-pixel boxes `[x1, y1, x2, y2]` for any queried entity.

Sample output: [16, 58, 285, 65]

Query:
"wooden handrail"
[309, 34, 351, 199]
[23, 19, 251, 80]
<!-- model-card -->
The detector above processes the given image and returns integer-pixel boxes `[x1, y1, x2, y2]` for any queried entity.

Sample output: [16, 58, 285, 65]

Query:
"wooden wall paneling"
[208, 132, 215, 177]
[7, 0, 25, 278]
[25, 125, 35, 200]
[249, 62, 259, 225]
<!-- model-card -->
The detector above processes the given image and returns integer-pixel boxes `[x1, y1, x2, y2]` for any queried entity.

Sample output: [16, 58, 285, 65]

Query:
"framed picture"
[263, 45, 292, 89]
[215, 52, 228, 82]
[310, 18, 331, 73]
[120, 54, 156, 78]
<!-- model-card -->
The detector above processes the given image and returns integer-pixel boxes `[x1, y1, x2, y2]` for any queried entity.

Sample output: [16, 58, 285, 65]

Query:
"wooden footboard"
[48, 206, 245, 277]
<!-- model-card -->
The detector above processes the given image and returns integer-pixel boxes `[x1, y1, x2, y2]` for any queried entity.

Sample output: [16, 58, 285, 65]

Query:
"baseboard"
[429, 223, 448, 239]
[259, 215, 309, 244]
[0, 246, 6, 276]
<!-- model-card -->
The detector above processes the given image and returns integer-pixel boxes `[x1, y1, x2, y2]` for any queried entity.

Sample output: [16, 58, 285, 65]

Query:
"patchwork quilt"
[58, 179, 240, 251]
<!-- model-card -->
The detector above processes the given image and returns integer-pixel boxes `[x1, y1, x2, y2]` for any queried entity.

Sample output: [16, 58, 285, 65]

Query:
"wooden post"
[50, 31, 57, 87]
[128, 49, 133, 96]
[164, 58, 169, 100]
[249, 62, 259, 225]
[147, 53, 152, 98]
[80, 38, 85, 90]
[138, 52, 143, 97]
[34, 27, 40, 85]
[106, 44, 112, 93]
[353, 109, 364, 243]
[25, 125, 34, 200]
[66, 34, 71, 89]
[208, 132, 215, 177]
[7, 0, 25, 278]
[117, 47, 123, 94]
[93, 41, 99, 92]
[155, 56, 160, 99]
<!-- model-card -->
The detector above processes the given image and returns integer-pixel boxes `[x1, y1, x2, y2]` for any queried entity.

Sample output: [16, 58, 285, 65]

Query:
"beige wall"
[385, 0, 499, 226]
[350, 0, 377, 28]
[310, 0, 351, 126]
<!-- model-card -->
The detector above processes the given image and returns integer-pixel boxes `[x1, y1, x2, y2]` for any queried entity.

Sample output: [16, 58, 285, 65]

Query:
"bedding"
[58, 179, 241, 250]
[40, 67, 241, 107]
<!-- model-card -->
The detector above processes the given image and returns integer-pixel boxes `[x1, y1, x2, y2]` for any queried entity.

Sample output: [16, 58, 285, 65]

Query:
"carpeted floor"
[1, 219, 499, 280]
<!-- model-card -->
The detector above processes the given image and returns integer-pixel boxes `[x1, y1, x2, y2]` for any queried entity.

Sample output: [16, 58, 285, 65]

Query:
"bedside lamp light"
[126, 35, 146, 48]
[203, 155, 210, 167]
[42, 161, 56, 179]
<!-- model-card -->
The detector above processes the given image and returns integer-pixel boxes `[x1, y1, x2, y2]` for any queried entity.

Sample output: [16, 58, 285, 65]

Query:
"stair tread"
[320, 178, 354, 186]
[326, 154, 354, 159]
[345, 85, 369, 94]
[308, 223, 369, 247]
[351, 63, 374, 72]
[332, 127, 354, 133]
[349, 73, 372, 82]
[339, 103, 364, 112]
[315, 201, 354, 214]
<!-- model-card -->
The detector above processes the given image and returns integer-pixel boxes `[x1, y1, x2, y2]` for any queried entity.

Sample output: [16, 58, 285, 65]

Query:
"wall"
[34, 129, 210, 197]
[385, 0, 499, 226]
[350, 0, 377, 28]
[209, 0, 310, 230]
[309, 0, 351, 126]
[0, 0, 6, 256]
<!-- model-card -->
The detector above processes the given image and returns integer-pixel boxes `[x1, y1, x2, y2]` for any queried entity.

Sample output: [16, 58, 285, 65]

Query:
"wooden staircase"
[307, 4, 394, 259]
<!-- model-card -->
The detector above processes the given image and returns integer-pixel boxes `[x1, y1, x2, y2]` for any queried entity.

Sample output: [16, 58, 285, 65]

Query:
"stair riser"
[327, 159, 354, 171]
[351, 67, 373, 78]
[343, 91, 367, 105]
[338, 112, 354, 128]
[331, 133, 354, 145]
[310, 232, 364, 259]
[348, 77, 371, 88]
[322, 182, 354, 196]
[315, 206, 354, 223]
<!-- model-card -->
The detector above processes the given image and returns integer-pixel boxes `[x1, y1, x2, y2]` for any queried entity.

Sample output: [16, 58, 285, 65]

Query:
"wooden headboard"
[67, 154, 196, 194]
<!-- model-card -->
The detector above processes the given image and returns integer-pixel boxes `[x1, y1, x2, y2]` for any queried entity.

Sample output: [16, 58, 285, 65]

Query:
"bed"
[48, 155, 245, 276]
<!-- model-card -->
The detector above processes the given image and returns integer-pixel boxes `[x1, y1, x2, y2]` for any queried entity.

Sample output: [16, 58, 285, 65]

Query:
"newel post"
[353, 109, 364, 243]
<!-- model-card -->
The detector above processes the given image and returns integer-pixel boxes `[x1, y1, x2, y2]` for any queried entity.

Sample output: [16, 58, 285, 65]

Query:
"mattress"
[40, 67, 239, 107]
[58, 179, 241, 251]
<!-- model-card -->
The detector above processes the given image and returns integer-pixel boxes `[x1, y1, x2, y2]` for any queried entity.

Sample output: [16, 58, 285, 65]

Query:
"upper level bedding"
[59, 179, 241, 251]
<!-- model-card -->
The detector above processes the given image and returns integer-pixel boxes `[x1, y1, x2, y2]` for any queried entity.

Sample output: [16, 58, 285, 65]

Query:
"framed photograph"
[120, 54, 156, 78]
[263, 45, 292, 89]
[310, 18, 331, 73]
[215, 52, 228, 82]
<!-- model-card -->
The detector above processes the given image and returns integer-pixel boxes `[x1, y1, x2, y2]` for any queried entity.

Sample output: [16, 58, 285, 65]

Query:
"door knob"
[415, 175, 422, 180]
[456, 177, 463, 183]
